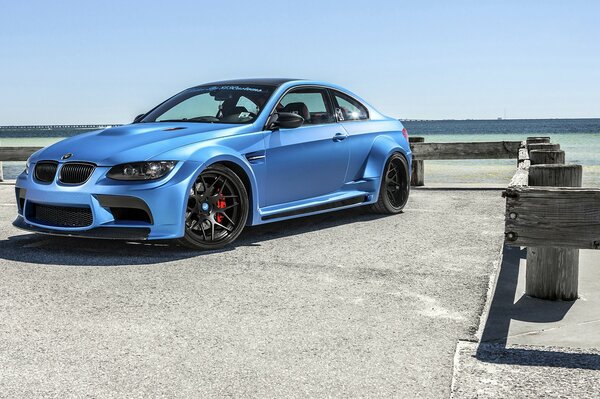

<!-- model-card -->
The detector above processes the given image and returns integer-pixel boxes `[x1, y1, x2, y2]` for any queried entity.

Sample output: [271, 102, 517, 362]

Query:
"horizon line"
[2, 116, 600, 129]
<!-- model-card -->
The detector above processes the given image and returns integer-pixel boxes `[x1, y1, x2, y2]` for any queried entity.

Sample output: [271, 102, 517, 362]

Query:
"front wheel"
[178, 164, 249, 250]
[369, 153, 410, 214]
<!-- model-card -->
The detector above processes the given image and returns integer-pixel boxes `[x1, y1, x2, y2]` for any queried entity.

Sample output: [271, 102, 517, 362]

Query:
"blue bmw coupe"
[14, 79, 411, 249]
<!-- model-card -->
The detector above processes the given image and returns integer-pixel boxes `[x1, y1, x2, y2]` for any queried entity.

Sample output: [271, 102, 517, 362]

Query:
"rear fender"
[363, 135, 411, 181]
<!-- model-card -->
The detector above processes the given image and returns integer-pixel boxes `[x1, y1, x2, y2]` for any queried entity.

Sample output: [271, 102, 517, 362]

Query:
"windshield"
[141, 84, 275, 124]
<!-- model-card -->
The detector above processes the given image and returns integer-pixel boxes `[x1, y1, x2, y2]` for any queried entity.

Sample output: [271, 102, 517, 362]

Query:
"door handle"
[333, 132, 348, 142]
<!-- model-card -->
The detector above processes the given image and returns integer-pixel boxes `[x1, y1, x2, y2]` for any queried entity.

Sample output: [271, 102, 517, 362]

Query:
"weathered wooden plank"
[526, 247, 579, 300]
[529, 149, 565, 165]
[518, 146, 529, 163]
[504, 187, 600, 249]
[408, 137, 425, 186]
[0, 147, 43, 161]
[529, 164, 582, 187]
[508, 166, 530, 188]
[524, 164, 582, 300]
[411, 141, 521, 160]
[528, 143, 560, 151]
[508, 142, 530, 188]
[526, 137, 551, 145]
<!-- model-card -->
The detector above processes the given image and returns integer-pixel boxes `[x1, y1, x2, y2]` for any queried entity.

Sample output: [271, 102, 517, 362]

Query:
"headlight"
[25, 158, 31, 174]
[107, 161, 177, 181]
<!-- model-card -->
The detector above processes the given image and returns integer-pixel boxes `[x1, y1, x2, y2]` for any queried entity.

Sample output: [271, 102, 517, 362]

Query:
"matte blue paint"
[14, 80, 411, 240]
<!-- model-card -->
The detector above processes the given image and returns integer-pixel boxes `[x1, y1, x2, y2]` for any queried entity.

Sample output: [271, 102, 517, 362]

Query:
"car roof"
[197, 78, 303, 87]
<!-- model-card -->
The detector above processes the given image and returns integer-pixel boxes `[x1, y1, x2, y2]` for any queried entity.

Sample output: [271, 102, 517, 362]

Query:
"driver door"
[263, 87, 350, 207]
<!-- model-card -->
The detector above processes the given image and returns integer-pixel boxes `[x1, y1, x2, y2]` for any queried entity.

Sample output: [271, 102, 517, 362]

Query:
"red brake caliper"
[216, 194, 226, 223]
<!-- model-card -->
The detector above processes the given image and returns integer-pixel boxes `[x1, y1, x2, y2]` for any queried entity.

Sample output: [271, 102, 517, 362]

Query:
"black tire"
[177, 164, 249, 250]
[369, 153, 410, 214]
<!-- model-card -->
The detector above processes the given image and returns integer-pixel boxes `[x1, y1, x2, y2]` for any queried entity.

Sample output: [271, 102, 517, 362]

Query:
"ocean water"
[402, 119, 600, 187]
[1, 119, 599, 186]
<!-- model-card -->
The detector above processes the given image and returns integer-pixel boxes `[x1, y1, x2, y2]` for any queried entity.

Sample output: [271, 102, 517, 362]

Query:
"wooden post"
[528, 143, 560, 151]
[529, 164, 582, 187]
[525, 164, 583, 300]
[526, 137, 550, 145]
[529, 149, 565, 165]
[409, 137, 424, 186]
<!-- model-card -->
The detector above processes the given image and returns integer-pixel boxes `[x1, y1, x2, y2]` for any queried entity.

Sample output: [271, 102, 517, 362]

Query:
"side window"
[277, 88, 335, 125]
[332, 91, 369, 121]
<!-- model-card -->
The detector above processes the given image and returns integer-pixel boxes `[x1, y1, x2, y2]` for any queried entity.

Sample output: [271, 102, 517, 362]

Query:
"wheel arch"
[362, 134, 411, 182]
[184, 148, 260, 227]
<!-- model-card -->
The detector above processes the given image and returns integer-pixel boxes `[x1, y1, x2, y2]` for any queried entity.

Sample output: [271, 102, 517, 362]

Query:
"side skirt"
[261, 195, 368, 221]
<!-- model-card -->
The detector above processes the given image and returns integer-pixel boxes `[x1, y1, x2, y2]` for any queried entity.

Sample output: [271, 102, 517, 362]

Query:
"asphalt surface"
[0, 185, 505, 398]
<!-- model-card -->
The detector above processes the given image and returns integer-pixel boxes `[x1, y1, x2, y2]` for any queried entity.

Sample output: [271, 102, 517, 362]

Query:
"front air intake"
[27, 203, 93, 227]
[59, 162, 96, 184]
[34, 161, 58, 183]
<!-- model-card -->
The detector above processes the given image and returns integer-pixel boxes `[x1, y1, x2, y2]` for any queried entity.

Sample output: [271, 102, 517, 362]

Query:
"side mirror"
[267, 112, 304, 130]
[133, 113, 145, 123]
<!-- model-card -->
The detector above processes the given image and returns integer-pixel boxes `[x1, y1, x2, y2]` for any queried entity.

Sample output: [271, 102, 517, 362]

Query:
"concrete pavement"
[0, 185, 506, 398]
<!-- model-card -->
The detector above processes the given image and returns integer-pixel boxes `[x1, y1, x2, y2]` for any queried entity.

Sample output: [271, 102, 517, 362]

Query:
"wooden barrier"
[526, 137, 550, 145]
[411, 141, 521, 160]
[528, 143, 560, 151]
[503, 137, 600, 301]
[0, 147, 42, 162]
[529, 149, 565, 165]
[408, 138, 522, 186]
[525, 161, 581, 301]
[408, 137, 425, 186]
[0, 147, 43, 181]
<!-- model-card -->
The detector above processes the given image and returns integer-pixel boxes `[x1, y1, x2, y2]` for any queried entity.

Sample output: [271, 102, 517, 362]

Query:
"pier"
[0, 124, 120, 130]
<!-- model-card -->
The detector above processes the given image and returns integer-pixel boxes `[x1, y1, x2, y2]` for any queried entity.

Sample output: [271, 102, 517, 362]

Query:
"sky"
[0, 0, 599, 124]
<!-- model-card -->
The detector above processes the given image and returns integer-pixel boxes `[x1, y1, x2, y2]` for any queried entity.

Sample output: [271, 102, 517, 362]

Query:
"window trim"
[328, 89, 370, 123]
[265, 85, 337, 129]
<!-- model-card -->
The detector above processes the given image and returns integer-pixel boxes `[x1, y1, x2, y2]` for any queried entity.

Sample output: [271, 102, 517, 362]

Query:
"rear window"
[331, 90, 369, 121]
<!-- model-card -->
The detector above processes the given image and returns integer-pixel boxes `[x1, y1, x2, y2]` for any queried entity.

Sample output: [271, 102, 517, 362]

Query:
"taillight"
[402, 127, 409, 141]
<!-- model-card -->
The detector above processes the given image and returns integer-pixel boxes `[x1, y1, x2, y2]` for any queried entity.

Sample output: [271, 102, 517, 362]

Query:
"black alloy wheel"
[370, 153, 410, 214]
[178, 164, 249, 250]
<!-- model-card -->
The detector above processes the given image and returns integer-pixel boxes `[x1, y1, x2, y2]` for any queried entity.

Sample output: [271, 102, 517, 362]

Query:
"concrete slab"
[452, 246, 600, 398]
[480, 246, 600, 349]
[451, 341, 600, 398]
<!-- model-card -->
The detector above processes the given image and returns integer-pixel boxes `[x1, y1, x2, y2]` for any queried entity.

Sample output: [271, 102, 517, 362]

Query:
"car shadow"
[0, 207, 388, 267]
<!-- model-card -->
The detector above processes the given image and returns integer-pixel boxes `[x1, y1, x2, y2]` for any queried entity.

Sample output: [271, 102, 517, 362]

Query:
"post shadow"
[476, 245, 600, 370]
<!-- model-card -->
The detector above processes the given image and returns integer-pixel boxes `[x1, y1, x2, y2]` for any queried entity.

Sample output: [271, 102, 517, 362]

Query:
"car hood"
[30, 123, 251, 166]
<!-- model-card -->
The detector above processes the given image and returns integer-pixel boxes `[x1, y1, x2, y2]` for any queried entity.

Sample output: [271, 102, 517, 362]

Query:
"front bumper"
[14, 161, 202, 240]
[13, 217, 151, 240]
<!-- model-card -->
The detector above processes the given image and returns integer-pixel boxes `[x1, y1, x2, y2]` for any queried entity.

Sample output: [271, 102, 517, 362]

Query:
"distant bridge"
[0, 124, 122, 129]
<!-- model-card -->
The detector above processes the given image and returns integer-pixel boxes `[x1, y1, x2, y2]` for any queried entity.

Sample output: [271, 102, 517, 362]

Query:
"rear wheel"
[178, 164, 249, 250]
[370, 153, 410, 214]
